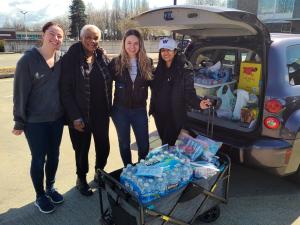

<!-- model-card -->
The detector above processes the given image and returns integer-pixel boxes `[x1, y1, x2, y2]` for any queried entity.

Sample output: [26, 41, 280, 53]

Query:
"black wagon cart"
[97, 153, 230, 225]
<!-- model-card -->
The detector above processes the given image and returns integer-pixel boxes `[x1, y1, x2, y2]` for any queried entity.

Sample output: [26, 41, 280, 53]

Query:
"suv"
[134, 5, 300, 177]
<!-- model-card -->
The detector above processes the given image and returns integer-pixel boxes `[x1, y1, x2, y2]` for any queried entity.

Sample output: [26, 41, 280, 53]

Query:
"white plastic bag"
[233, 89, 249, 120]
[216, 84, 236, 119]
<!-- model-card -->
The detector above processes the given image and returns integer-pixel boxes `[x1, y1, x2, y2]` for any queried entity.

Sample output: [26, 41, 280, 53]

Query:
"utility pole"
[173, 0, 177, 39]
[20, 10, 29, 40]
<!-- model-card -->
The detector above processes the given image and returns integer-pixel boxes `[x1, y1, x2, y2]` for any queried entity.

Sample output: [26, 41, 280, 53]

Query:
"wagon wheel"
[196, 206, 220, 223]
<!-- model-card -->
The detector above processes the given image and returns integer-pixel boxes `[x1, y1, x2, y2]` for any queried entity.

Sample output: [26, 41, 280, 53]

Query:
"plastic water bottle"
[137, 178, 144, 188]
[157, 155, 164, 162]
[148, 178, 154, 192]
[169, 153, 175, 158]
[167, 172, 179, 191]
[123, 164, 132, 174]
[157, 177, 166, 195]
[163, 151, 169, 157]
[143, 182, 150, 194]
[182, 165, 192, 182]
[139, 182, 151, 202]
[180, 159, 186, 164]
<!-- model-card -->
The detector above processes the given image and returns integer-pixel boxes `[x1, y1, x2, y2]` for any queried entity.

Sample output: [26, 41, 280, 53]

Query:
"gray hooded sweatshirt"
[13, 47, 63, 130]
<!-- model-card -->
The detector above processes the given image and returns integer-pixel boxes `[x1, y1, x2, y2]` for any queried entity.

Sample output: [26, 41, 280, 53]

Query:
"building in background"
[0, 28, 16, 40]
[15, 31, 42, 40]
[0, 29, 42, 41]
[238, 0, 299, 33]
[257, 0, 299, 33]
[186, 0, 300, 33]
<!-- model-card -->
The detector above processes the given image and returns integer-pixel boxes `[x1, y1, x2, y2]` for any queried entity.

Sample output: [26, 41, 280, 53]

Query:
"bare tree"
[2, 17, 13, 28]
[78, 0, 151, 40]
[28, 23, 43, 31]
[53, 15, 71, 36]
[86, 3, 101, 25]
[111, 0, 122, 39]
[2, 17, 23, 30]
[118, 18, 137, 34]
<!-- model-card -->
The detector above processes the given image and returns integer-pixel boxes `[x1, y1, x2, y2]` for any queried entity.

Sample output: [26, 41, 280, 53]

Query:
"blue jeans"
[111, 106, 149, 166]
[24, 118, 64, 197]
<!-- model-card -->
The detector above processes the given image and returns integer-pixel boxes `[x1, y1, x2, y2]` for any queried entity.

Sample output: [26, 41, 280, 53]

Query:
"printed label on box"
[238, 62, 261, 95]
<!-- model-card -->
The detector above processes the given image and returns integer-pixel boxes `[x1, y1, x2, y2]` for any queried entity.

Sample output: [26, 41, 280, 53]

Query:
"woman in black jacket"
[109, 29, 152, 166]
[150, 37, 210, 146]
[60, 25, 112, 196]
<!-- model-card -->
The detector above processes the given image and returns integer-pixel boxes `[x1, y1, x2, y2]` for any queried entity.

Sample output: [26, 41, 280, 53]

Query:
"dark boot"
[76, 176, 93, 196]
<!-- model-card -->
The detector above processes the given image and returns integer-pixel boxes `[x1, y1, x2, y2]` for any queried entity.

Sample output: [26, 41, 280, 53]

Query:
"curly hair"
[115, 29, 152, 80]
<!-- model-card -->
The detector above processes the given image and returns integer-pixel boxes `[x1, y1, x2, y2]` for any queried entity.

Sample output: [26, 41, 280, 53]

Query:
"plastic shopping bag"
[216, 84, 236, 119]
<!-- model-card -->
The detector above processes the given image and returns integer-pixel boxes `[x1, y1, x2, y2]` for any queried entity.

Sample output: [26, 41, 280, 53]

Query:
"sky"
[0, 0, 186, 27]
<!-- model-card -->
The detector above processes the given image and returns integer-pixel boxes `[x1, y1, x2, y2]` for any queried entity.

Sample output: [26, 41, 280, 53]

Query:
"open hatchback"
[133, 5, 300, 177]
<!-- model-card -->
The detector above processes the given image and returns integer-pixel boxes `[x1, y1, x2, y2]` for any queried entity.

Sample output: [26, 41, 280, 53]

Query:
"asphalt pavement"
[1, 55, 300, 225]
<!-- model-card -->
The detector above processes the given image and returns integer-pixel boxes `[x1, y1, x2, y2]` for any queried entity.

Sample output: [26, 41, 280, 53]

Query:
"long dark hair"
[115, 29, 152, 80]
[155, 49, 179, 73]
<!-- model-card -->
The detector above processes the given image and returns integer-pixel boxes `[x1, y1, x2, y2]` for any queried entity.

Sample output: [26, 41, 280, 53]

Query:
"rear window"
[287, 45, 300, 86]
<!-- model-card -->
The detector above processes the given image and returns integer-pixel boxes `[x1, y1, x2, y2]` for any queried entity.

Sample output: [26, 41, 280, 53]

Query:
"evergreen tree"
[69, 0, 87, 39]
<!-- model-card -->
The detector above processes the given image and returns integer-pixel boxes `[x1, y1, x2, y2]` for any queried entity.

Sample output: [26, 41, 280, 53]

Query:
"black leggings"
[153, 113, 181, 146]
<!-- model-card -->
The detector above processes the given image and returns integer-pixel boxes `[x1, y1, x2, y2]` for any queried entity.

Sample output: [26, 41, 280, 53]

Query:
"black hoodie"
[13, 47, 63, 130]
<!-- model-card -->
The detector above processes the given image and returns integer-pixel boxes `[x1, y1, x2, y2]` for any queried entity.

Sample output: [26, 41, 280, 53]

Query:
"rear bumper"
[187, 126, 298, 176]
[242, 139, 291, 167]
[242, 147, 288, 167]
[235, 139, 297, 176]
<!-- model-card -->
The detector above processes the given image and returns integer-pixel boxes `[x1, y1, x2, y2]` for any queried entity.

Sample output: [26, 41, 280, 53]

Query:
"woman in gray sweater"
[12, 22, 64, 214]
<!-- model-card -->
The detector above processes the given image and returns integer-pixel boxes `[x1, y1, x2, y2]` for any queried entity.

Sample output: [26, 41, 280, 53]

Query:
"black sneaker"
[46, 188, 64, 204]
[76, 177, 93, 196]
[34, 195, 55, 214]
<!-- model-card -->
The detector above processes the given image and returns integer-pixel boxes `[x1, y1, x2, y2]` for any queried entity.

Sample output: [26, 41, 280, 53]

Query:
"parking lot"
[1, 54, 300, 225]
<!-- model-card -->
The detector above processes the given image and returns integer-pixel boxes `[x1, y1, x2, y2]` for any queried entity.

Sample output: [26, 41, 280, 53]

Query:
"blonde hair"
[115, 29, 152, 80]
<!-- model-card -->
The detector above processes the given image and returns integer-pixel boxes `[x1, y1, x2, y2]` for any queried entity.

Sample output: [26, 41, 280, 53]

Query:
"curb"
[0, 74, 14, 79]
[0, 52, 15, 54]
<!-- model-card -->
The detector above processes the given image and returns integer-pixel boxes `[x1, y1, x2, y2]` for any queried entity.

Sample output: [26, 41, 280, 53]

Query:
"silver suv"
[134, 5, 300, 177]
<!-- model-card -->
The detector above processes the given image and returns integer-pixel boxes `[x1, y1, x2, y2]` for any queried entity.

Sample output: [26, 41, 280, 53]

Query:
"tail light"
[265, 99, 283, 113]
[264, 117, 280, 129]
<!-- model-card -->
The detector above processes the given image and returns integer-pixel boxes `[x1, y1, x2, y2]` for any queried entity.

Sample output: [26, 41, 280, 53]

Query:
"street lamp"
[173, 0, 177, 39]
[20, 10, 29, 40]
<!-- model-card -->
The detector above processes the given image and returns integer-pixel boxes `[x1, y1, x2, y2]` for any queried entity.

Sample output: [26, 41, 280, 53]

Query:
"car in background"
[133, 5, 300, 179]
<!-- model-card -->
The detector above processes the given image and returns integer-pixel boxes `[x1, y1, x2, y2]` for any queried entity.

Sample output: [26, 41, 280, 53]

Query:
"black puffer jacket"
[60, 42, 112, 124]
[109, 57, 151, 109]
[150, 54, 201, 130]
